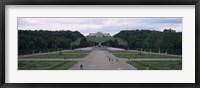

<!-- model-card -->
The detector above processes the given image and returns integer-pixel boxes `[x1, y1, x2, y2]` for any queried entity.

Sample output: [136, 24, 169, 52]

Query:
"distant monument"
[88, 32, 111, 37]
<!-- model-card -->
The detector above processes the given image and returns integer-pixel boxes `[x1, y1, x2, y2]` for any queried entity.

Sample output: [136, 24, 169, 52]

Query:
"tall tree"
[80, 37, 89, 47]
[113, 39, 119, 47]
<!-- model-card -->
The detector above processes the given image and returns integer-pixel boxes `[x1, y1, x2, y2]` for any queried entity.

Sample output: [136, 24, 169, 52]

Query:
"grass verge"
[127, 61, 182, 70]
[18, 61, 77, 70]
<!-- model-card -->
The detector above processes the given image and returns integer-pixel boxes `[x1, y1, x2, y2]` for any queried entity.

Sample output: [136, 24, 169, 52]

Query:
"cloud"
[18, 17, 182, 36]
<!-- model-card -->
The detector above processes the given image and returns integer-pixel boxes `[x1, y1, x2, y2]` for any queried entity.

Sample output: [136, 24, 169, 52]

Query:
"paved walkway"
[69, 49, 136, 70]
[19, 57, 181, 62]
[18, 50, 72, 58]
[119, 58, 181, 61]
[127, 50, 182, 57]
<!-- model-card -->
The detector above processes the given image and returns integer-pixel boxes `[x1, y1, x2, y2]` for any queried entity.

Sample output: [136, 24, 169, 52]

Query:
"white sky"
[18, 17, 182, 36]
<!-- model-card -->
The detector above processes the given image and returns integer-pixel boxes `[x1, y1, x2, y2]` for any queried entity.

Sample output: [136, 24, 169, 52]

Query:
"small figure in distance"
[109, 57, 111, 61]
[111, 58, 113, 64]
[80, 64, 83, 70]
[116, 58, 118, 63]
[64, 57, 67, 61]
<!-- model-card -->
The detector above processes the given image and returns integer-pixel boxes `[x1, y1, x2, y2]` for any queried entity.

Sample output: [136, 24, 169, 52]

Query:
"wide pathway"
[69, 49, 136, 70]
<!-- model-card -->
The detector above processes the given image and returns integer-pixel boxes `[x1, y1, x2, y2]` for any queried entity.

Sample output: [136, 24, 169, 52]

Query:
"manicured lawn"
[23, 52, 89, 58]
[127, 61, 182, 70]
[112, 52, 179, 58]
[18, 61, 77, 70]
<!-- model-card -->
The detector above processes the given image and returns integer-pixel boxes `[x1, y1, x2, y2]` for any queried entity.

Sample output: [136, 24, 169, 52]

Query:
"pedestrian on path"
[109, 57, 111, 61]
[111, 58, 114, 64]
[80, 64, 83, 70]
[116, 58, 118, 63]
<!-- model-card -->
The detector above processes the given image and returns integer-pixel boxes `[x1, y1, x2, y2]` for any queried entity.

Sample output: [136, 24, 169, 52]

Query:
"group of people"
[108, 56, 118, 64]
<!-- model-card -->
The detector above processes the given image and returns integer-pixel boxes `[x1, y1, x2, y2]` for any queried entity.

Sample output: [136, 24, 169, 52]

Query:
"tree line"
[18, 30, 84, 55]
[113, 29, 182, 55]
[19, 29, 182, 55]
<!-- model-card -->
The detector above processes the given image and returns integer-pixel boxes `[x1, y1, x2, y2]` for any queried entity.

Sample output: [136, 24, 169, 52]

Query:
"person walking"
[111, 58, 113, 64]
[80, 64, 83, 70]
[109, 57, 111, 61]
[116, 58, 118, 63]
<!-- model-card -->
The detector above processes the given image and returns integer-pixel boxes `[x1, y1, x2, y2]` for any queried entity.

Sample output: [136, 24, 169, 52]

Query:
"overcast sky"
[18, 18, 182, 36]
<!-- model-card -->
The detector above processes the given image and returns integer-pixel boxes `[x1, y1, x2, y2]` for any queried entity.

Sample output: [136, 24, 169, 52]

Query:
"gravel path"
[69, 49, 137, 70]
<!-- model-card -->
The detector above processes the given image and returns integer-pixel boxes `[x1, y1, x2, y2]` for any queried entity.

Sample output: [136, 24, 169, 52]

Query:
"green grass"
[87, 37, 128, 46]
[71, 38, 81, 46]
[18, 61, 77, 70]
[52, 61, 77, 70]
[112, 52, 179, 58]
[23, 52, 89, 58]
[127, 61, 182, 70]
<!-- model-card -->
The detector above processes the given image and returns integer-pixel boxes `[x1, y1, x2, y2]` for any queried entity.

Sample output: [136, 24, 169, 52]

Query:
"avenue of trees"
[18, 30, 84, 55]
[114, 29, 182, 55]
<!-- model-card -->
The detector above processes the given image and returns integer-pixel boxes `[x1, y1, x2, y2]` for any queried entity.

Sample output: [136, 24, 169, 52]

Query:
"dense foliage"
[100, 39, 127, 49]
[114, 29, 182, 55]
[18, 29, 182, 55]
[18, 30, 84, 55]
